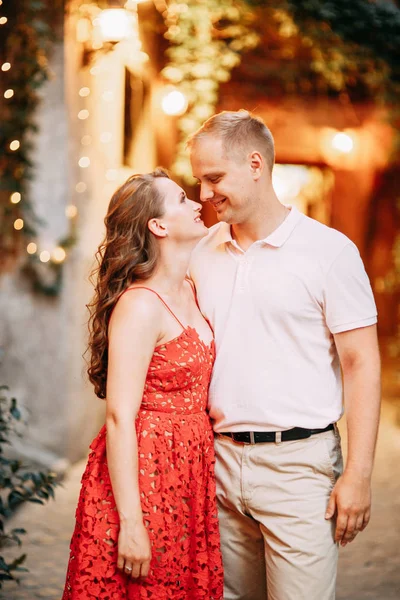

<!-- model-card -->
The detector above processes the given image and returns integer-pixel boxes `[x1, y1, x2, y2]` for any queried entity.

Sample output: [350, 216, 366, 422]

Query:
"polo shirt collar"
[261, 205, 303, 248]
[215, 205, 303, 249]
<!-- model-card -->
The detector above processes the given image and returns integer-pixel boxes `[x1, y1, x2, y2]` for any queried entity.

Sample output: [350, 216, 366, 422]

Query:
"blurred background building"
[0, 0, 399, 467]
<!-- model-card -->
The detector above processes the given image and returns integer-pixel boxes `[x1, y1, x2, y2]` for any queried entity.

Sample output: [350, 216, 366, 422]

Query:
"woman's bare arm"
[106, 289, 163, 577]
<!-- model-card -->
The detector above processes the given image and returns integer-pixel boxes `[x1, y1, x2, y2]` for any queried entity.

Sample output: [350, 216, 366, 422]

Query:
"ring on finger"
[125, 565, 133, 573]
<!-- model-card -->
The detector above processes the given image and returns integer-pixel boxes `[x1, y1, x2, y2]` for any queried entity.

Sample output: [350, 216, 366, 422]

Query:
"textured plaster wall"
[0, 41, 82, 466]
[0, 38, 105, 466]
[0, 7, 158, 466]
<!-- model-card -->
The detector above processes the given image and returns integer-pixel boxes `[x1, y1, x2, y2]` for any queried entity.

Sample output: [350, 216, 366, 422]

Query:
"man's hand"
[325, 470, 371, 546]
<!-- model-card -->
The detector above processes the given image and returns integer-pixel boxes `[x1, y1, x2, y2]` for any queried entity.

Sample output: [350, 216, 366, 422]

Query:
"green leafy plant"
[0, 385, 58, 587]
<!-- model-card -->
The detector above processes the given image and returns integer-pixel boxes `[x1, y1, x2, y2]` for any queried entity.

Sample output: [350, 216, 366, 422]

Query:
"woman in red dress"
[62, 169, 223, 599]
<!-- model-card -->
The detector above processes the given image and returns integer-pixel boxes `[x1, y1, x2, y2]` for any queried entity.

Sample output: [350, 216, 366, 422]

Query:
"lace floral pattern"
[63, 327, 223, 599]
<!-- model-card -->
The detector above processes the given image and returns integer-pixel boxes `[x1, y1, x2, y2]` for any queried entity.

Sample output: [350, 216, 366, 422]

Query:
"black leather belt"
[220, 423, 334, 444]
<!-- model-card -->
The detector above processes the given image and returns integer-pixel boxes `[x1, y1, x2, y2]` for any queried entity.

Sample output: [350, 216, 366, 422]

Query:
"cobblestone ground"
[2, 379, 400, 600]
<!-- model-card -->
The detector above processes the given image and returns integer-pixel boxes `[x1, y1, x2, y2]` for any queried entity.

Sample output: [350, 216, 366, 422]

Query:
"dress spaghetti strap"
[121, 286, 186, 329]
[185, 277, 202, 312]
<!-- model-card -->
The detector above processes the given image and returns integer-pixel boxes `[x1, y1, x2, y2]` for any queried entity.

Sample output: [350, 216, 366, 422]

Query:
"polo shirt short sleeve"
[324, 242, 378, 334]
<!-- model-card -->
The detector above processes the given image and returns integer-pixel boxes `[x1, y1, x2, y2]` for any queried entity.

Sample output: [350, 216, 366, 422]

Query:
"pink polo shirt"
[189, 207, 377, 432]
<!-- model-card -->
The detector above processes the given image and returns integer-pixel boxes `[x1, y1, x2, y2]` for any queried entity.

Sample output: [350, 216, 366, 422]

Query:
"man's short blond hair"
[187, 109, 275, 172]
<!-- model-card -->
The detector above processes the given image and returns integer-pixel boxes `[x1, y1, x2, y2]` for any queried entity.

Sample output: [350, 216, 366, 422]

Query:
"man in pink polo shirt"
[188, 110, 381, 600]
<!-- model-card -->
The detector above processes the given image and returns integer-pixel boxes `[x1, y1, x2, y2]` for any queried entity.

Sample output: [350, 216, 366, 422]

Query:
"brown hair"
[187, 109, 275, 172]
[87, 168, 170, 399]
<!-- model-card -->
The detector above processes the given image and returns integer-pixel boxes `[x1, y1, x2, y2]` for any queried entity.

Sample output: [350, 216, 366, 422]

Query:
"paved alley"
[1, 398, 400, 600]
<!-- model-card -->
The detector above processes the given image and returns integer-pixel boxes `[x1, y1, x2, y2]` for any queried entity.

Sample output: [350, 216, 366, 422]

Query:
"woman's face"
[154, 177, 208, 242]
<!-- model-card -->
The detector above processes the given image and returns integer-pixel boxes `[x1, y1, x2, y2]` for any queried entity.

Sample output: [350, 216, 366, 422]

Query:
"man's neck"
[231, 203, 290, 252]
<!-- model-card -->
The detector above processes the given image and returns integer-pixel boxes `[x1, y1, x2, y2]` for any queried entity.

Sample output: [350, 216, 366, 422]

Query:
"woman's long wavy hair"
[87, 168, 170, 399]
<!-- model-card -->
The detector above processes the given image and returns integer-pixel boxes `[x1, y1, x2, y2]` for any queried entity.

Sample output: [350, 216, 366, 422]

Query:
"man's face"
[190, 135, 257, 225]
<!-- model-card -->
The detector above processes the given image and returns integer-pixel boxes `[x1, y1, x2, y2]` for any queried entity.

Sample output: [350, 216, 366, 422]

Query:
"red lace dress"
[62, 288, 223, 600]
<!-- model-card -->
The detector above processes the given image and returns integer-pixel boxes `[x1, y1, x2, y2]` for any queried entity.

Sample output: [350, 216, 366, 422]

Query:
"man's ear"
[249, 151, 263, 180]
[148, 218, 168, 238]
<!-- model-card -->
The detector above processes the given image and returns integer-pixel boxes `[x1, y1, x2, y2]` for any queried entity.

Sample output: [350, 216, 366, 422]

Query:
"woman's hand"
[117, 520, 152, 578]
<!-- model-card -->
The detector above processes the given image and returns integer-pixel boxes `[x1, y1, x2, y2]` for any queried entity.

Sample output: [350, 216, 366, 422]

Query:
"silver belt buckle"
[249, 431, 255, 444]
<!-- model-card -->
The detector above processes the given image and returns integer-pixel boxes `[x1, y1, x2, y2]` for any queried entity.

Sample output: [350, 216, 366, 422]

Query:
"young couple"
[63, 110, 380, 600]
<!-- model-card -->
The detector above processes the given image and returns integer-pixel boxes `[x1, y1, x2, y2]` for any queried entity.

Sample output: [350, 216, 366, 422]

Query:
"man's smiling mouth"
[212, 199, 226, 209]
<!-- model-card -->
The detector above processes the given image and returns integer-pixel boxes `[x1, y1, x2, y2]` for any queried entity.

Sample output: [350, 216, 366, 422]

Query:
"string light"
[100, 132, 112, 143]
[4, 89, 14, 99]
[10, 140, 20, 151]
[106, 169, 118, 181]
[75, 182, 87, 193]
[65, 204, 78, 218]
[1, 62, 11, 71]
[52, 247, 66, 263]
[78, 109, 89, 120]
[14, 218, 24, 230]
[0, 16, 8, 25]
[102, 90, 114, 102]
[10, 192, 21, 204]
[39, 250, 51, 263]
[79, 156, 90, 168]
[27, 242, 37, 255]
[79, 87, 90, 97]
[81, 134, 92, 145]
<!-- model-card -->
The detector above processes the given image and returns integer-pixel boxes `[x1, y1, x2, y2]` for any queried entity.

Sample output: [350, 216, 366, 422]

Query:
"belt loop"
[275, 431, 282, 444]
[250, 431, 255, 444]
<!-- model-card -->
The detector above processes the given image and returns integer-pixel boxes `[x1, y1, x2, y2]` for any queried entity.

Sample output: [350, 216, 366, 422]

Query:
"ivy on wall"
[244, 1, 400, 123]
[0, 0, 70, 295]
[0, 1, 54, 262]
[163, 0, 400, 182]
[162, 0, 259, 183]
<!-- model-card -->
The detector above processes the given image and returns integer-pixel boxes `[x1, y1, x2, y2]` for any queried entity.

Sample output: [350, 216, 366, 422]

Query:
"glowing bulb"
[4, 89, 14, 98]
[97, 9, 133, 43]
[100, 132, 112, 143]
[78, 109, 89, 120]
[14, 218, 24, 230]
[161, 89, 188, 116]
[52, 247, 66, 263]
[81, 135, 92, 146]
[75, 182, 87, 193]
[79, 156, 90, 168]
[79, 87, 90, 97]
[1, 62, 11, 71]
[331, 132, 354, 154]
[40, 250, 51, 263]
[102, 90, 114, 102]
[0, 17, 8, 25]
[27, 242, 37, 254]
[65, 204, 78, 218]
[90, 66, 100, 76]
[10, 140, 20, 151]
[10, 192, 21, 204]
[106, 169, 118, 181]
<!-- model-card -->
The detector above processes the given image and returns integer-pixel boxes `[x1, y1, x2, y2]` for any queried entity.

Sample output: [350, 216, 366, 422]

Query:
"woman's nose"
[191, 200, 202, 210]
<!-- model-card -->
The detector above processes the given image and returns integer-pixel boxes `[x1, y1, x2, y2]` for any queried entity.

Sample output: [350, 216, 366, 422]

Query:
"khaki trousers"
[214, 428, 343, 600]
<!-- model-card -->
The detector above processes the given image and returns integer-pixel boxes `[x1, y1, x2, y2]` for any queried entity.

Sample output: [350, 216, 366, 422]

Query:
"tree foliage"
[0, 386, 58, 587]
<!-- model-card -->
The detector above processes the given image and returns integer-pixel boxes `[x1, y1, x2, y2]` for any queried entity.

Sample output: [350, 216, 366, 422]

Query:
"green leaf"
[10, 398, 21, 421]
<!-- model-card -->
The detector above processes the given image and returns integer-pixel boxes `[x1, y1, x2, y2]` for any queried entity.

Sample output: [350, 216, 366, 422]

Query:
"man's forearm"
[342, 361, 381, 478]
